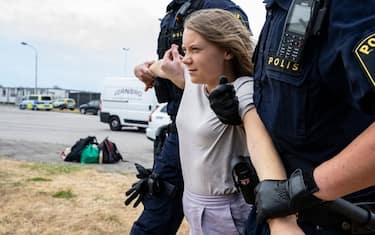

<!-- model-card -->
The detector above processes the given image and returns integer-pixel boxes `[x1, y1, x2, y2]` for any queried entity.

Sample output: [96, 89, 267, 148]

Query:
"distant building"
[0, 86, 100, 106]
[0, 87, 22, 103]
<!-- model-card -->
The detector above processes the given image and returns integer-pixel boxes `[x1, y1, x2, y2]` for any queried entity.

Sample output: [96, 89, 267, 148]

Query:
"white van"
[100, 77, 158, 131]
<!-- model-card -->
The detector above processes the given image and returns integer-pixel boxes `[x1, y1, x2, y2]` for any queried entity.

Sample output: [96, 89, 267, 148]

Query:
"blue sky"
[0, 0, 265, 92]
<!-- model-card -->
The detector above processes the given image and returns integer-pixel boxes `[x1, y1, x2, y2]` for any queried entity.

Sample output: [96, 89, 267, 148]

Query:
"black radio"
[278, 0, 320, 62]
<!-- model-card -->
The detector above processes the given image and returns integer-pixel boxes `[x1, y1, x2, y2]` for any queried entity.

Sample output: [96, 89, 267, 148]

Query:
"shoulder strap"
[175, 0, 204, 24]
[312, 0, 331, 36]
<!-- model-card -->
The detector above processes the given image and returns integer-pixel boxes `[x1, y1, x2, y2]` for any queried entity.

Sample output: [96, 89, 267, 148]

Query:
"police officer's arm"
[149, 44, 185, 89]
[255, 123, 375, 223]
[243, 108, 305, 235]
[254, 1, 375, 224]
[134, 60, 155, 91]
[314, 122, 375, 201]
[313, 3, 375, 201]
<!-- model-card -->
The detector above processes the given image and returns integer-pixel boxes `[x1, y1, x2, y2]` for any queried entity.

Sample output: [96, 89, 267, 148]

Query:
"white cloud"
[0, 0, 165, 52]
[0, 0, 265, 91]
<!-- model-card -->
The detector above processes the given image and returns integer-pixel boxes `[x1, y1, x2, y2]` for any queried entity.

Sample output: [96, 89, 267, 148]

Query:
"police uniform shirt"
[253, 0, 375, 196]
[176, 75, 253, 195]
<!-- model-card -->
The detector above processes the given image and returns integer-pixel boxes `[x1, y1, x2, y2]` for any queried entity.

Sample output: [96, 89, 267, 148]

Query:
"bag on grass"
[80, 144, 100, 163]
[64, 136, 98, 162]
[98, 137, 124, 163]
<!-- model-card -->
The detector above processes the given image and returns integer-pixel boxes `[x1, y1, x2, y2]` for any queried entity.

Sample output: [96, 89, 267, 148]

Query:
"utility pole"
[21, 42, 38, 94]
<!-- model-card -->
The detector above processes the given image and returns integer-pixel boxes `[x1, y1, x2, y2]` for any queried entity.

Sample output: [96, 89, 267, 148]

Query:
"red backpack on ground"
[98, 137, 125, 163]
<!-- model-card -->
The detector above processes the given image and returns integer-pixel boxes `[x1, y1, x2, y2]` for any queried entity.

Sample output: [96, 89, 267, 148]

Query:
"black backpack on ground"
[64, 136, 98, 162]
[98, 137, 124, 163]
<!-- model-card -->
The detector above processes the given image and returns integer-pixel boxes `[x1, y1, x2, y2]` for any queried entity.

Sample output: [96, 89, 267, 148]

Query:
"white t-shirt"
[176, 75, 254, 195]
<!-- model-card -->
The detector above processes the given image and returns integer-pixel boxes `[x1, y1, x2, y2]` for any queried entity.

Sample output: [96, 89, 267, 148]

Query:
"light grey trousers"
[183, 190, 253, 235]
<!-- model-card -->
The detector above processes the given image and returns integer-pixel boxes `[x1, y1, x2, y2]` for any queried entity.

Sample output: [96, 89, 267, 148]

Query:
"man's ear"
[224, 51, 233, 60]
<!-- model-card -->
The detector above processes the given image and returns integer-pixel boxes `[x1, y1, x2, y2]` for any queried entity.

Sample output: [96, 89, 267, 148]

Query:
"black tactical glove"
[124, 164, 160, 208]
[208, 76, 242, 125]
[255, 168, 324, 223]
[134, 163, 152, 179]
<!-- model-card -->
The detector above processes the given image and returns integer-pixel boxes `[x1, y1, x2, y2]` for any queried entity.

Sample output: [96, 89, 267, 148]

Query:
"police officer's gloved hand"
[254, 168, 324, 223]
[134, 163, 152, 179]
[208, 76, 242, 125]
[124, 164, 161, 208]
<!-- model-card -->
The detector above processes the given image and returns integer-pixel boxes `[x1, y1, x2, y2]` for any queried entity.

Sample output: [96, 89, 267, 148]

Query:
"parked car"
[19, 95, 53, 111]
[19, 99, 34, 110]
[146, 103, 171, 141]
[52, 98, 76, 110]
[79, 100, 100, 115]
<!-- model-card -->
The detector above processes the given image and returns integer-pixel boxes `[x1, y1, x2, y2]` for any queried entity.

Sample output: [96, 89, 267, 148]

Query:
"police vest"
[154, 0, 204, 113]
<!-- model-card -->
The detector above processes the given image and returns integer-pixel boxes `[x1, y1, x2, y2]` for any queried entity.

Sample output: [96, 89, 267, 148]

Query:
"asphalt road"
[0, 105, 154, 173]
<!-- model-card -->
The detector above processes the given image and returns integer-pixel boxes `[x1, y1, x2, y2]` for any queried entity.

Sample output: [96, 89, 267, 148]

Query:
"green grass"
[52, 189, 75, 199]
[21, 162, 86, 175]
[105, 214, 121, 224]
[29, 177, 52, 182]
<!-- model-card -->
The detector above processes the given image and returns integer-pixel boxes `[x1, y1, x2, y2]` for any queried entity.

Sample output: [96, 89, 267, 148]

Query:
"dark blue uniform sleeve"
[319, 0, 375, 114]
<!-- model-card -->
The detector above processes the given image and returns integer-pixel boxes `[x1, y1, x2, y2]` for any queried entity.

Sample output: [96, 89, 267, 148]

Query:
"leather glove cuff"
[134, 163, 152, 179]
[254, 168, 323, 223]
[147, 173, 161, 196]
[303, 167, 319, 193]
[289, 169, 323, 210]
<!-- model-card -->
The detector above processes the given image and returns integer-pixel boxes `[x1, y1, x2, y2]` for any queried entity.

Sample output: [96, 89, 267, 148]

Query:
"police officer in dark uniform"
[208, 0, 375, 234]
[125, 1, 250, 234]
